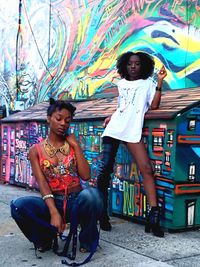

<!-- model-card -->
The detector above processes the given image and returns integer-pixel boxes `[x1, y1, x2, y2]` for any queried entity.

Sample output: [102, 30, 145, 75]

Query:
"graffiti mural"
[0, 0, 200, 110]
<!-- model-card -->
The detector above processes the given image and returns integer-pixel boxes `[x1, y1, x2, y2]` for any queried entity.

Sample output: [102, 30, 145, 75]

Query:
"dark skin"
[126, 54, 167, 108]
[29, 108, 90, 233]
[104, 55, 167, 207]
[104, 56, 167, 127]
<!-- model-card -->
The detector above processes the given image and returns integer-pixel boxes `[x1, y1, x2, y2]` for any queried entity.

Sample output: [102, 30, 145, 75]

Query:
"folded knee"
[10, 198, 24, 219]
[78, 187, 103, 211]
[10, 196, 39, 219]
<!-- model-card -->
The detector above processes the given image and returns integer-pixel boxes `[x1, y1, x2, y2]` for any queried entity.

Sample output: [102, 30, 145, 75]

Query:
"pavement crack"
[100, 237, 160, 262]
[0, 200, 9, 205]
[164, 253, 200, 262]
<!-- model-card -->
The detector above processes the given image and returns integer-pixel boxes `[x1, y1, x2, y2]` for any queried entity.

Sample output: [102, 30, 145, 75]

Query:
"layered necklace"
[44, 138, 70, 175]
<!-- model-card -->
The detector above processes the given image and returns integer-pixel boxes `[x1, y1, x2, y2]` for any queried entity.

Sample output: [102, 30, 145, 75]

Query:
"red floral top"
[35, 144, 81, 194]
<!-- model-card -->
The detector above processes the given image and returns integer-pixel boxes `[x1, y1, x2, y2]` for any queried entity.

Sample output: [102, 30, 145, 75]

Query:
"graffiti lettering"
[15, 139, 26, 150]
[123, 181, 134, 216]
[130, 162, 140, 181]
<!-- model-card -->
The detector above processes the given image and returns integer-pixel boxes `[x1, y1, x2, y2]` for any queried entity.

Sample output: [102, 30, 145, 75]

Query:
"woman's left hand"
[158, 66, 167, 80]
[66, 133, 79, 149]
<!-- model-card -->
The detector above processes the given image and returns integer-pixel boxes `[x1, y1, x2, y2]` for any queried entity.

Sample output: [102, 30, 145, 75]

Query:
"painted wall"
[1, 0, 200, 110]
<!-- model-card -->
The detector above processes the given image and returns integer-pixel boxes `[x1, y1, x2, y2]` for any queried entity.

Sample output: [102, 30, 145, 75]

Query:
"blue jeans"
[10, 187, 103, 248]
[97, 136, 120, 219]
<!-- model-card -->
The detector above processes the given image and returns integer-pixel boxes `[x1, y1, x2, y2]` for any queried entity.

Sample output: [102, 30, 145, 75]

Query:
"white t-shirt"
[102, 77, 156, 143]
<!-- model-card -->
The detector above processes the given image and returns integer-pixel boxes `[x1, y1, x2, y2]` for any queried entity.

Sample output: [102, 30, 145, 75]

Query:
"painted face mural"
[1, 0, 200, 110]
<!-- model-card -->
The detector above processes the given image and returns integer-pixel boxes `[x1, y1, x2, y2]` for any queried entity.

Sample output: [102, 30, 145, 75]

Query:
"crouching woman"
[10, 98, 103, 261]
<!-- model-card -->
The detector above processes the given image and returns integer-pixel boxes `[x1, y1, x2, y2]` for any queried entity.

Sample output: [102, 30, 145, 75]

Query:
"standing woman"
[11, 98, 103, 259]
[97, 51, 167, 237]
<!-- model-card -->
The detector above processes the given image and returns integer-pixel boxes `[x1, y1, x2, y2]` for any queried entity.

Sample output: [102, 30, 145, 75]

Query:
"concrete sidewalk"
[1, 183, 200, 267]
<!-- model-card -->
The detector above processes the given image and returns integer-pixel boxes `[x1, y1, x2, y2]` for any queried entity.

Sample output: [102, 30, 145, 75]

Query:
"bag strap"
[61, 233, 99, 266]
[53, 201, 100, 266]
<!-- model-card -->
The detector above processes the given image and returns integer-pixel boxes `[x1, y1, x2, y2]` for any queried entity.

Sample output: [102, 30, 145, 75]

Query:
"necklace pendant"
[58, 163, 67, 175]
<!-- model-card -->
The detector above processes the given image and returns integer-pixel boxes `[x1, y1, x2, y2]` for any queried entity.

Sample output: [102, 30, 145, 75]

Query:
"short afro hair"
[47, 98, 76, 117]
[116, 51, 155, 80]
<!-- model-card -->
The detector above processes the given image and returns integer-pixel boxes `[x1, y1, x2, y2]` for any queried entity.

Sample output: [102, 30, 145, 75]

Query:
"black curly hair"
[47, 98, 76, 117]
[116, 51, 155, 80]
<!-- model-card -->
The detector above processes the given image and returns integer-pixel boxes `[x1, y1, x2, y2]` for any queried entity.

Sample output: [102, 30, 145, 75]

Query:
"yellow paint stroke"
[77, 11, 91, 45]
[89, 51, 117, 73]
[177, 58, 200, 78]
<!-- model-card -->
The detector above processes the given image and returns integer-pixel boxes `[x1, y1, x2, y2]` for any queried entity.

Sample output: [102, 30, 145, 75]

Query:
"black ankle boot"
[145, 207, 164, 238]
[99, 214, 112, 231]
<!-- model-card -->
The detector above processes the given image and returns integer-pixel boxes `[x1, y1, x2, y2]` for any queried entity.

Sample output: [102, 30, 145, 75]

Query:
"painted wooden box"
[1, 88, 200, 230]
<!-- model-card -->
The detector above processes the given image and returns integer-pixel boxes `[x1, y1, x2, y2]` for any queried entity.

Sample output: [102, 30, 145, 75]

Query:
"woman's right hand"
[50, 211, 65, 233]
[66, 133, 79, 149]
[103, 116, 111, 128]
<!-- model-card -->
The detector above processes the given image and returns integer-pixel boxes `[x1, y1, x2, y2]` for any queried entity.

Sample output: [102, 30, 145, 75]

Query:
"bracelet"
[42, 194, 54, 201]
[156, 86, 162, 92]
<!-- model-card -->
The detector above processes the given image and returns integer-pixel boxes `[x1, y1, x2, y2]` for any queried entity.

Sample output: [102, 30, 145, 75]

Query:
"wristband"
[156, 86, 162, 92]
[42, 194, 54, 201]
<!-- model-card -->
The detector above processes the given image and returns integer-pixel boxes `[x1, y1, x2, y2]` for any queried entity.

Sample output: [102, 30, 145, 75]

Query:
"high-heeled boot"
[99, 193, 112, 231]
[97, 177, 112, 231]
[145, 206, 164, 237]
[99, 212, 112, 231]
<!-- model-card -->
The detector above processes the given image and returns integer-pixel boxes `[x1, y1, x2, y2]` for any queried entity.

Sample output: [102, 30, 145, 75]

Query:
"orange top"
[35, 144, 81, 194]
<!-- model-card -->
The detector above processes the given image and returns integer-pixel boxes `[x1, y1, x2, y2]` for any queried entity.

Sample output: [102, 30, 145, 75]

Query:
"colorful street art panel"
[1, 0, 200, 111]
[1, 88, 200, 229]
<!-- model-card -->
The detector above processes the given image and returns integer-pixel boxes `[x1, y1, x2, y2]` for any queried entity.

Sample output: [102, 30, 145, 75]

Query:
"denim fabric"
[97, 136, 120, 218]
[10, 187, 103, 248]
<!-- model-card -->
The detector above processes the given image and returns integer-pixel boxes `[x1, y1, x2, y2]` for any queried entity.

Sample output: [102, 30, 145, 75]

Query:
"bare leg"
[126, 140, 157, 207]
[126, 140, 164, 237]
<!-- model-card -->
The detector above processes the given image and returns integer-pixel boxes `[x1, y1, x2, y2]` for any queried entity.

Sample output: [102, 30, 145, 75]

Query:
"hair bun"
[49, 98, 56, 105]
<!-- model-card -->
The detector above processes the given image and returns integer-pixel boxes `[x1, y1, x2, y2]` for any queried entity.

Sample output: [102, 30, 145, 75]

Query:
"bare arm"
[66, 134, 90, 180]
[29, 145, 65, 233]
[103, 116, 112, 128]
[151, 66, 167, 110]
